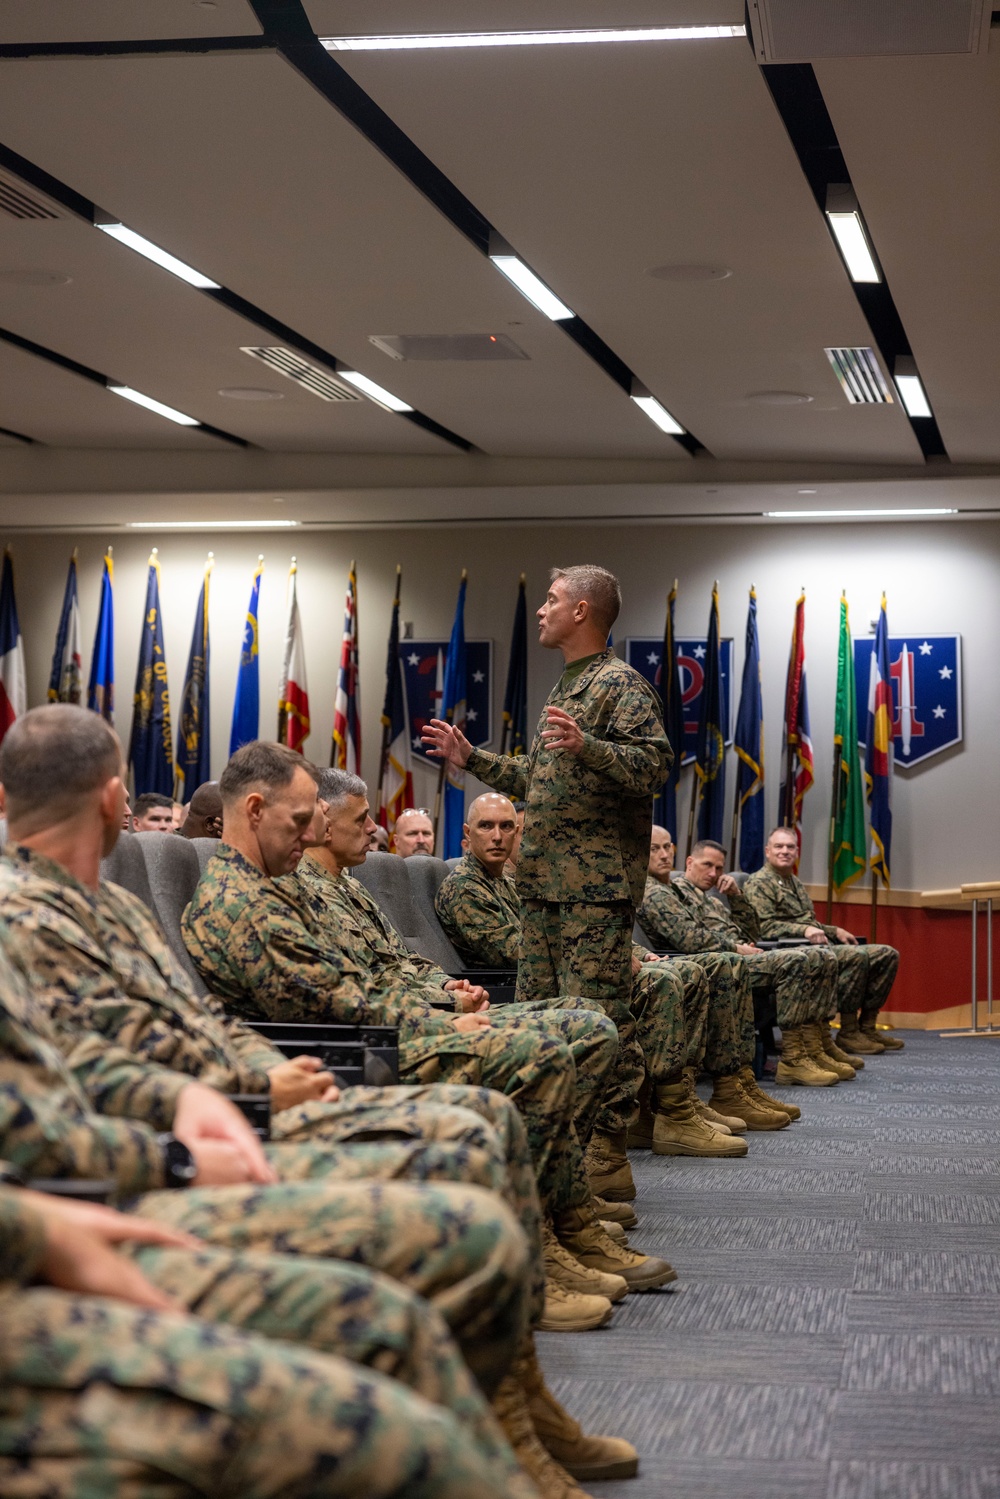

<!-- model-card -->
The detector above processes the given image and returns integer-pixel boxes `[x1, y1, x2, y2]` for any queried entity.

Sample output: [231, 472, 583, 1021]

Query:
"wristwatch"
[156, 1133, 198, 1190]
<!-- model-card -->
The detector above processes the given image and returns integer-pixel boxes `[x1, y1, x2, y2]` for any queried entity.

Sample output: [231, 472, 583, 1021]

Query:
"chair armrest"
[27, 1178, 117, 1204]
[230, 1093, 271, 1139]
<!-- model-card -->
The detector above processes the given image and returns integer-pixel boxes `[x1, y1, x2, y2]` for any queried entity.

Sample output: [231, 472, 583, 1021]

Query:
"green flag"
[831, 594, 867, 891]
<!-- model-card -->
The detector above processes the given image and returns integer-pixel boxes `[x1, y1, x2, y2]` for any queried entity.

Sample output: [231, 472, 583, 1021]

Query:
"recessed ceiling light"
[338, 371, 413, 412]
[746, 391, 813, 405]
[489, 244, 574, 321]
[825, 186, 881, 284]
[129, 519, 300, 529]
[321, 25, 746, 52]
[631, 388, 685, 436]
[893, 358, 934, 419]
[97, 222, 220, 290]
[0, 268, 72, 287]
[108, 385, 200, 426]
[797, 488, 817, 495]
[217, 386, 286, 401]
[646, 264, 732, 282]
[764, 508, 956, 519]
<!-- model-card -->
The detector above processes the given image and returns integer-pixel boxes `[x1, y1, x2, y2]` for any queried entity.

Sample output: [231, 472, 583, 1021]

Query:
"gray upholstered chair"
[188, 837, 221, 878]
[99, 833, 155, 910]
[400, 855, 468, 972]
[100, 833, 207, 994]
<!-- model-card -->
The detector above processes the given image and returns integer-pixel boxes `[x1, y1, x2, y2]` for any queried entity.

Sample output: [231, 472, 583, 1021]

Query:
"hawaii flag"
[0, 550, 26, 744]
[331, 561, 361, 772]
[277, 560, 310, 752]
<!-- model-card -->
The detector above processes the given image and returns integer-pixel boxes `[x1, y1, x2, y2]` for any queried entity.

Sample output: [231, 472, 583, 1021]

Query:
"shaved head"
[464, 792, 518, 877]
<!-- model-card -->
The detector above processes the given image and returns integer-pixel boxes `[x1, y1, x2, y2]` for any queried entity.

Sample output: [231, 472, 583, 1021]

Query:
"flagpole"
[826, 747, 842, 923]
[870, 875, 879, 942]
[375, 565, 401, 823]
[433, 569, 467, 851]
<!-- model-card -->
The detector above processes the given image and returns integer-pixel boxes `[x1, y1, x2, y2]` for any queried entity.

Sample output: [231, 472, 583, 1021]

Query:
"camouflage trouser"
[402, 1007, 616, 1215]
[831, 941, 900, 1020]
[0, 1254, 535, 1499]
[636, 957, 710, 1073]
[135, 1178, 531, 1401]
[274, 1083, 544, 1325]
[516, 899, 641, 1135]
[741, 945, 840, 1027]
[669, 952, 755, 1075]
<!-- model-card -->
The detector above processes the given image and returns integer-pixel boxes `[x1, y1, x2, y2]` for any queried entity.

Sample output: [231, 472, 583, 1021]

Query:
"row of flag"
[0, 549, 321, 800]
[662, 581, 892, 894]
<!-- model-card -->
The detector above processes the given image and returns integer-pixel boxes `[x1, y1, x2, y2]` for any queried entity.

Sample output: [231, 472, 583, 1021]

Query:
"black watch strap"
[156, 1133, 197, 1190]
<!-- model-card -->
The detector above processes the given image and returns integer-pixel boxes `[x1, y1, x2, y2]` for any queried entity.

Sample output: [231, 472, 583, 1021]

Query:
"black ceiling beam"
[759, 61, 947, 461]
[249, 0, 707, 456]
[0, 36, 273, 60]
[0, 326, 250, 447]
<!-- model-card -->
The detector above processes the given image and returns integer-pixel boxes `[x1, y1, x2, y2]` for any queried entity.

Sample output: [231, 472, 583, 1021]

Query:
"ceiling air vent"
[239, 346, 361, 401]
[368, 333, 529, 362]
[825, 347, 894, 405]
[748, 0, 988, 60]
[0, 173, 60, 221]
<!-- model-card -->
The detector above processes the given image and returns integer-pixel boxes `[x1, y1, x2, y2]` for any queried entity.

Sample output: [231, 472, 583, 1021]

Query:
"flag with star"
[864, 594, 893, 888]
[376, 566, 414, 832]
[331, 561, 361, 772]
[128, 551, 174, 797]
[854, 632, 961, 767]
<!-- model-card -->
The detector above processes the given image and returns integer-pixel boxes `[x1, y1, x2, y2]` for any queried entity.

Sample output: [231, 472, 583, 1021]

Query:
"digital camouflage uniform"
[465, 649, 672, 1131]
[438, 853, 709, 1112]
[638, 873, 841, 1029]
[183, 843, 618, 1217]
[0, 1187, 537, 1499]
[743, 862, 899, 1023]
[0, 844, 545, 1322]
[0, 922, 533, 1396]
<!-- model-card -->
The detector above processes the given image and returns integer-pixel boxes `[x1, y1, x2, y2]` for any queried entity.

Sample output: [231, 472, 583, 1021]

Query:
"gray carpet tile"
[841, 1334, 1000, 1394]
[538, 1032, 1000, 1499]
[826, 1462, 1000, 1499]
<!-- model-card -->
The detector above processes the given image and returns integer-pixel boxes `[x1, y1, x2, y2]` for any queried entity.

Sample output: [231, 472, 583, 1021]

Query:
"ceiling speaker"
[748, 0, 989, 61]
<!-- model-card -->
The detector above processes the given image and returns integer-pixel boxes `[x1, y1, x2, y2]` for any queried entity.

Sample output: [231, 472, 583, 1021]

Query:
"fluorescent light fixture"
[631, 392, 685, 436]
[337, 371, 413, 412]
[108, 385, 200, 426]
[765, 508, 956, 519]
[129, 519, 300, 529]
[895, 374, 933, 419]
[97, 223, 220, 289]
[490, 254, 573, 321]
[322, 25, 745, 51]
[824, 187, 880, 284]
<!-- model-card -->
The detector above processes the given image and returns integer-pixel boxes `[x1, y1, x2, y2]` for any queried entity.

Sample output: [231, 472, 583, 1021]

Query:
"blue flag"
[440, 573, 468, 859]
[501, 574, 528, 756]
[48, 552, 83, 704]
[87, 552, 115, 722]
[654, 582, 684, 839]
[864, 594, 893, 887]
[128, 554, 174, 797]
[694, 583, 726, 844]
[229, 558, 262, 755]
[175, 559, 212, 797]
[733, 588, 765, 871]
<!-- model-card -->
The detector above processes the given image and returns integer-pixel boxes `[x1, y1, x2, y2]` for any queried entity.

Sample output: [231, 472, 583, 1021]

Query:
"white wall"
[5, 517, 997, 891]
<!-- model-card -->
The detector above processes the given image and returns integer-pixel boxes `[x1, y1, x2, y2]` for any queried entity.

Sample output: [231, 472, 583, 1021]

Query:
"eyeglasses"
[399, 807, 433, 819]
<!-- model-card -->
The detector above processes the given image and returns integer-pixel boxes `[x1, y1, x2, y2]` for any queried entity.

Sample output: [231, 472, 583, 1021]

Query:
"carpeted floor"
[538, 1030, 1000, 1499]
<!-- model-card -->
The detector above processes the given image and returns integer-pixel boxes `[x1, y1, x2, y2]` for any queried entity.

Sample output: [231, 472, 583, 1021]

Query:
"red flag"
[277, 560, 310, 753]
[331, 562, 361, 772]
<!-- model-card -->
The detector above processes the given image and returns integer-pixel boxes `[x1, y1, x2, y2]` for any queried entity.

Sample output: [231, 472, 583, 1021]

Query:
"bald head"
[392, 807, 434, 857]
[465, 792, 518, 877]
[648, 824, 676, 882]
[180, 780, 223, 839]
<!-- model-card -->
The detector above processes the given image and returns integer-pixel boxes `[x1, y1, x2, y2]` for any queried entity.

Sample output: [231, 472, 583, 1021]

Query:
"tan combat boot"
[592, 1194, 638, 1229]
[554, 1204, 677, 1291]
[804, 1021, 856, 1080]
[738, 1066, 801, 1120]
[839, 1013, 884, 1055]
[492, 1363, 598, 1499]
[775, 1025, 839, 1085]
[543, 1220, 628, 1304]
[584, 1128, 636, 1203]
[709, 1070, 790, 1130]
[652, 1079, 749, 1157]
[541, 1277, 614, 1333]
[522, 1341, 639, 1482]
[599, 1219, 628, 1244]
[862, 1013, 904, 1050]
[822, 1023, 863, 1069]
[684, 1066, 744, 1133]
